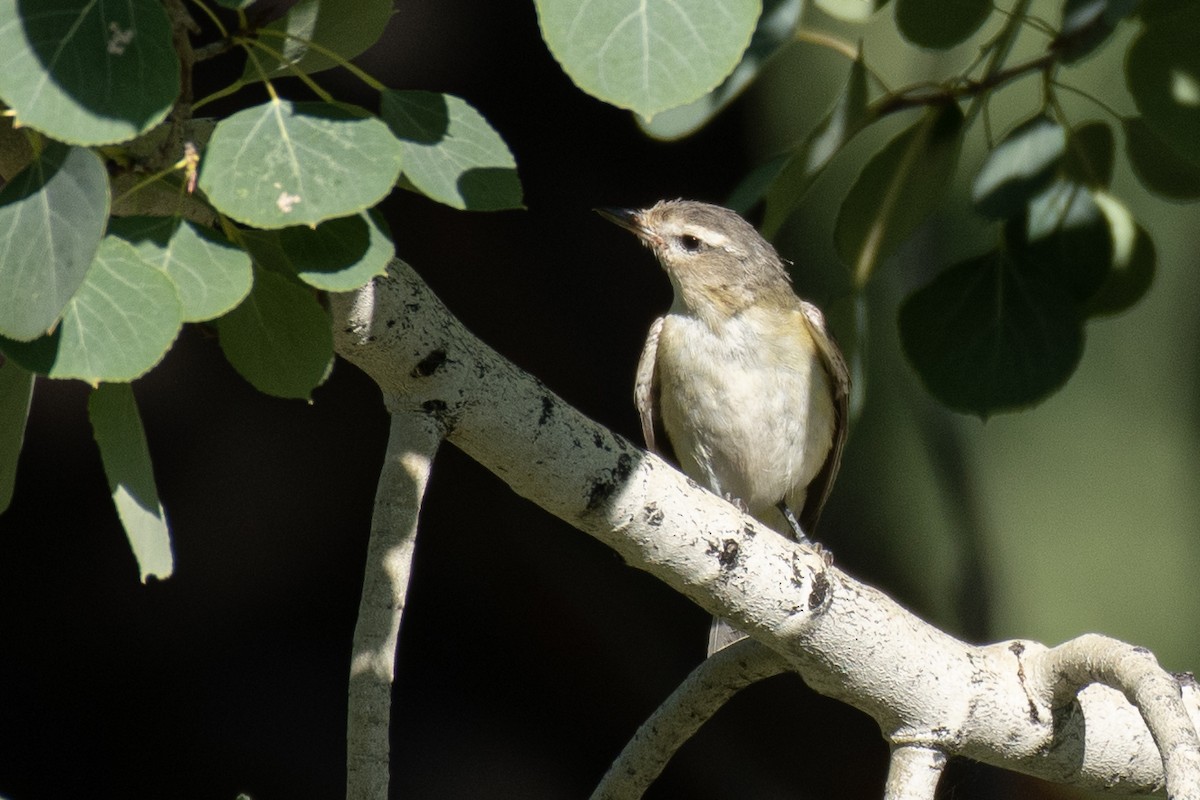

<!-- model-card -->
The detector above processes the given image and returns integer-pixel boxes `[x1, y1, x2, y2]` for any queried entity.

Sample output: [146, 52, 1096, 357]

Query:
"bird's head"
[597, 200, 792, 322]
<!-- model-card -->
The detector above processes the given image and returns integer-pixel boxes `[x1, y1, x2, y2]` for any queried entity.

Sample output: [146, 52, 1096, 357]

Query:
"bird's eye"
[678, 234, 703, 252]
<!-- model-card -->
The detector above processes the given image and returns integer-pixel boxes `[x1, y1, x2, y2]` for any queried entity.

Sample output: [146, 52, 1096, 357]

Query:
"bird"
[597, 199, 849, 655]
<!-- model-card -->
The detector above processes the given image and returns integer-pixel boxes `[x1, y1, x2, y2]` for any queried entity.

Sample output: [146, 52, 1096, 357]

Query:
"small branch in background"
[346, 410, 444, 800]
[590, 639, 789, 800]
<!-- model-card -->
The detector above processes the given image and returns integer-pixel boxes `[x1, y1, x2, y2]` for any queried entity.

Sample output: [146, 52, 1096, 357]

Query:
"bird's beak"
[595, 207, 648, 239]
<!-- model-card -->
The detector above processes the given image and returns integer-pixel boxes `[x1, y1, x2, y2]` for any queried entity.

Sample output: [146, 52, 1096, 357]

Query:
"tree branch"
[590, 639, 789, 799]
[345, 409, 443, 800]
[884, 744, 945, 800]
[330, 260, 1200, 797]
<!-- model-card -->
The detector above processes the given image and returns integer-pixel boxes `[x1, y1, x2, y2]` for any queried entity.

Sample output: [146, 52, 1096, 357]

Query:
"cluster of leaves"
[0, 0, 523, 578]
[538, 0, 1197, 417]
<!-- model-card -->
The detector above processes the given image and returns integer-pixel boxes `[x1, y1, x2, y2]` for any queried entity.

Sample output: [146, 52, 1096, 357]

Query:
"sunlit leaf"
[88, 383, 173, 582]
[0, 0, 179, 145]
[899, 249, 1083, 417]
[638, 0, 803, 140]
[108, 217, 253, 322]
[0, 143, 109, 341]
[198, 100, 404, 228]
[534, 0, 760, 120]
[216, 268, 333, 400]
[381, 91, 523, 211]
[8, 236, 183, 382]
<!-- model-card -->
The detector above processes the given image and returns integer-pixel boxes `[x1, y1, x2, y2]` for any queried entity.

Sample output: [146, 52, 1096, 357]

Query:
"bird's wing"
[798, 301, 850, 535]
[635, 316, 668, 456]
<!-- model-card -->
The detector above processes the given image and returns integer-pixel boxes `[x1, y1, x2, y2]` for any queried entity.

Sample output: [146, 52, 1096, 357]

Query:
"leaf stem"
[255, 28, 387, 92]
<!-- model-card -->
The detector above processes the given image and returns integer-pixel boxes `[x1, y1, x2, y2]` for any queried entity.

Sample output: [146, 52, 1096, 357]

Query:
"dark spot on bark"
[643, 503, 663, 527]
[539, 396, 555, 425]
[585, 453, 634, 511]
[1133, 646, 1151, 655]
[592, 430, 606, 449]
[411, 349, 447, 378]
[386, 318, 396, 328]
[808, 570, 830, 610]
[708, 539, 739, 569]
[422, 399, 448, 416]
[1008, 641, 1025, 657]
[1175, 671, 1198, 688]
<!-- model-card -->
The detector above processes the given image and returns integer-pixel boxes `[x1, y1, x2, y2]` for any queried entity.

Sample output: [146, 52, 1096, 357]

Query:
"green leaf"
[1007, 179, 1111, 301]
[895, 0, 991, 49]
[725, 151, 790, 214]
[1126, 4, 1200, 164]
[1137, 0, 1189, 22]
[0, 0, 179, 145]
[835, 102, 965, 285]
[899, 249, 1083, 417]
[637, 0, 803, 140]
[7, 236, 183, 382]
[0, 113, 34, 181]
[1056, 0, 1138, 64]
[814, 0, 887, 22]
[1062, 120, 1115, 187]
[240, 210, 392, 291]
[244, 0, 393, 80]
[380, 91, 523, 211]
[762, 53, 870, 237]
[88, 383, 173, 582]
[108, 217, 253, 322]
[534, 0, 760, 120]
[972, 115, 1065, 219]
[0, 329, 60, 374]
[1082, 219, 1156, 317]
[216, 268, 333, 400]
[0, 143, 109, 340]
[198, 100, 404, 229]
[0, 358, 33, 513]
[1123, 116, 1200, 200]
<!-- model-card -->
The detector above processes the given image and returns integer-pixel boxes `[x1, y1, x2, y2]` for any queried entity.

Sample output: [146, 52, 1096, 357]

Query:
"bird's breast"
[655, 307, 835, 517]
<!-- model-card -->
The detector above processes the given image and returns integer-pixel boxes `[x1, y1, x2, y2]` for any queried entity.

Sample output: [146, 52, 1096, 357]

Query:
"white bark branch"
[345, 410, 443, 800]
[330, 260, 1200, 797]
[590, 639, 789, 800]
[884, 744, 945, 800]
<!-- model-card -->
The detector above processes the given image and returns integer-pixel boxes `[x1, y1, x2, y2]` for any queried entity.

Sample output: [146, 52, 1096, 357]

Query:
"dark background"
[3, 1, 1188, 798]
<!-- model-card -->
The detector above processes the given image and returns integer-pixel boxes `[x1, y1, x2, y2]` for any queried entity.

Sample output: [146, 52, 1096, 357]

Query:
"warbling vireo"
[598, 200, 849, 655]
